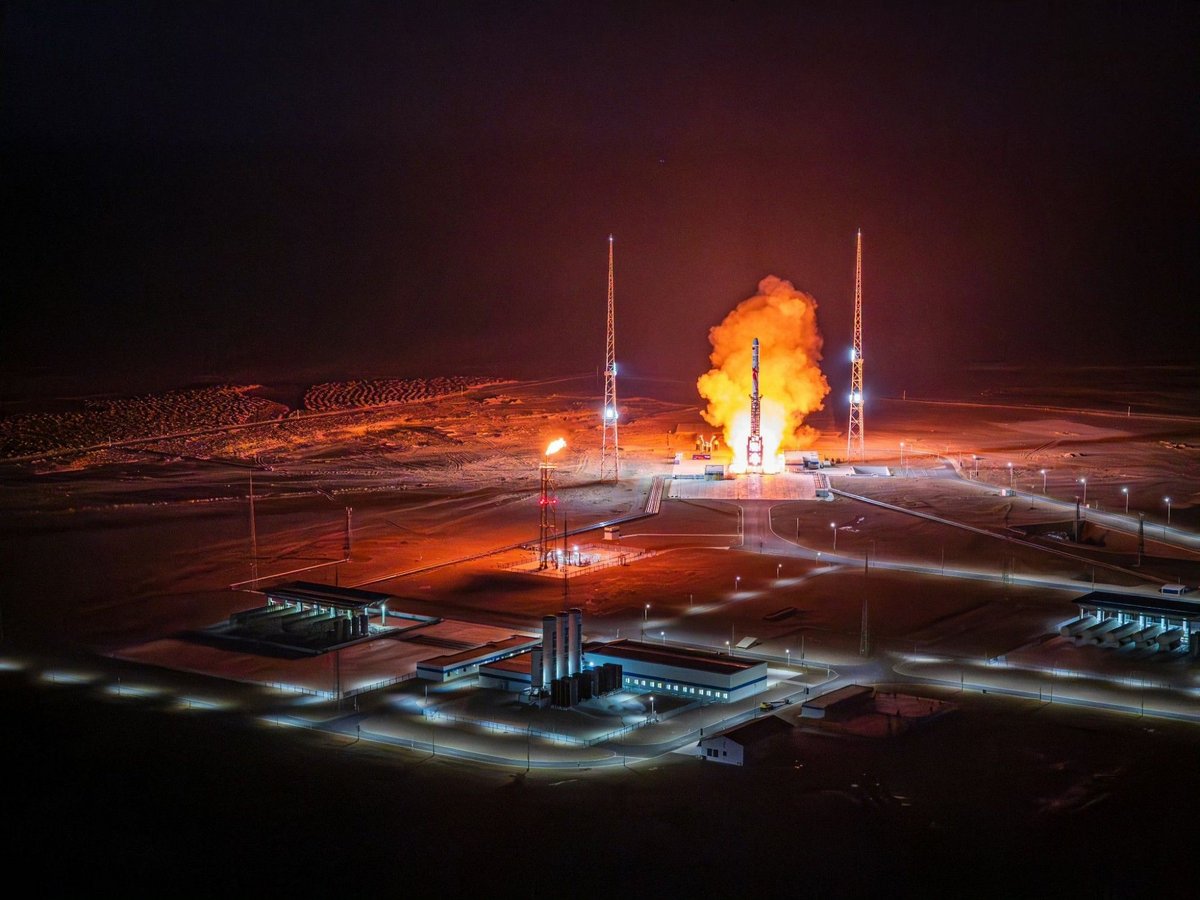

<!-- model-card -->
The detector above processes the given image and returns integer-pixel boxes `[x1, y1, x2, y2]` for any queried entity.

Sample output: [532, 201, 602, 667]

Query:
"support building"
[584, 639, 768, 703]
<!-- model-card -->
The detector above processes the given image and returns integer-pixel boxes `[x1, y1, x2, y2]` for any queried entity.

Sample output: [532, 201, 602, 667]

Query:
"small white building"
[699, 715, 793, 766]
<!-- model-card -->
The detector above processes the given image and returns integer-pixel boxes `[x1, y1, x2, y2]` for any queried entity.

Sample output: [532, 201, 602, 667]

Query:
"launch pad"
[668, 472, 824, 501]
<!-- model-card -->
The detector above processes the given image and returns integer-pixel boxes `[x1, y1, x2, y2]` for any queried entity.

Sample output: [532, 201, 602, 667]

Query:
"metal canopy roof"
[262, 581, 393, 611]
[1076, 590, 1200, 619]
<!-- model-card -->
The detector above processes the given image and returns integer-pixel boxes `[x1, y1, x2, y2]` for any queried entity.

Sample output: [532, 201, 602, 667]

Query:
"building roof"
[707, 714, 792, 747]
[1076, 590, 1200, 619]
[263, 581, 393, 611]
[479, 652, 534, 675]
[585, 639, 764, 675]
[802, 684, 874, 711]
[417, 636, 538, 671]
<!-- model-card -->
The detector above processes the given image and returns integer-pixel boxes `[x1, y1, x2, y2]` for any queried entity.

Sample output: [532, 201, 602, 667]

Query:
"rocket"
[747, 337, 764, 472]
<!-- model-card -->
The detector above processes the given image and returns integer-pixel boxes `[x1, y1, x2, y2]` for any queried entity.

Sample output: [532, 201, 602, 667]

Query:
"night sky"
[4, 2, 1197, 400]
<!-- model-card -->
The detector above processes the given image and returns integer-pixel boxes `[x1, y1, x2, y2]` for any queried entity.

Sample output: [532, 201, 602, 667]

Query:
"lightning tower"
[746, 337, 764, 473]
[847, 229, 865, 461]
[600, 235, 619, 481]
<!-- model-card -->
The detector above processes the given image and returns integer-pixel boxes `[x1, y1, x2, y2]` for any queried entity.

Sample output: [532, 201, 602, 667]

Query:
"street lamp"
[642, 603, 649, 641]
[1007, 462, 1013, 487]
[725, 639, 731, 656]
[1079, 477, 1087, 505]
[899, 441, 905, 468]
[776, 562, 782, 580]
[660, 630, 666, 645]
[1121, 486, 1129, 514]
[1040, 469, 1047, 493]
[1164, 497, 1172, 525]
[786, 648, 791, 669]
[830, 522, 837, 551]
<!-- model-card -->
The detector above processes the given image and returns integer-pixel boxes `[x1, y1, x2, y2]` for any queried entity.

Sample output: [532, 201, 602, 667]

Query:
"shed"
[699, 714, 793, 766]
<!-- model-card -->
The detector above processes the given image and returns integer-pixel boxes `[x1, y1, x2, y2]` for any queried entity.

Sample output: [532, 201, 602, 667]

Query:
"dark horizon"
[4, 3, 1197, 404]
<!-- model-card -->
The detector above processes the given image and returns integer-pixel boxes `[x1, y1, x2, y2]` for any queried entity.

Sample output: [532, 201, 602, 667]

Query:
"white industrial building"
[415, 635, 540, 682]
[583, 640, 768, 703]
[699, 715, 793, 766]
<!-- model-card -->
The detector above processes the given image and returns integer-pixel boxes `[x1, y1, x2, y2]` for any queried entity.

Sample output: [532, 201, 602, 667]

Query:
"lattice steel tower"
[600, 235, 620, 481]
[847, 229, 866, 461]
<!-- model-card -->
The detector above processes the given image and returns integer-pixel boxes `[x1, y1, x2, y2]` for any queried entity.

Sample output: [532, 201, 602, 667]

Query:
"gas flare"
[544, 438, 567, 457]
[697, 276, 830, 473]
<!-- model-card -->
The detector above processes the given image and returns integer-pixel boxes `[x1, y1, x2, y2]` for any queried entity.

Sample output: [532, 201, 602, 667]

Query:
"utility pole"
[248, 469, 259, 587]
[600, 235, 620, 482]
[859, 593, 870, 657]
[847, 229, 865, 461]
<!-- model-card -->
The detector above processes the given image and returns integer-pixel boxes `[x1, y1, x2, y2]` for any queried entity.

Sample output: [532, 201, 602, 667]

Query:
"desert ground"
[1, 367, 1197, 895]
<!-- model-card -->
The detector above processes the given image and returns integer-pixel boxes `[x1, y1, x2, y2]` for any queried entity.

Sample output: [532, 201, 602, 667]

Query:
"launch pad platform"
[668, 473, 822, 501]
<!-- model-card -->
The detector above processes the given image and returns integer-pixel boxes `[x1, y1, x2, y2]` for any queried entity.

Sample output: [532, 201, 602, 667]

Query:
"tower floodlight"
[600, 235, 620, 481]
[847, 230, 865, 461]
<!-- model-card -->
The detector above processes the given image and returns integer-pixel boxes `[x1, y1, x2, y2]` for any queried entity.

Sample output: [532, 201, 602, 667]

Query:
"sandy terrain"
[1, 367, 1198, 895]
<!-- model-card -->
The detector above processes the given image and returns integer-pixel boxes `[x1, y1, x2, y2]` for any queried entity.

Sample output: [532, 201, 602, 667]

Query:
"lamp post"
[1040, 469, 1047, 493]
[660, 630, 666, 645]
[899, 441, 905, 468]
[734, 575, 741, 592]
[776, 563, 782, 580]
[1164, 497, 1172, 525]
[642, 603, 649, 641]
[786, 648, 791, 670]
[830, 522, 837, 552]
[1122, 486, 1129, 514]
[1079, 477, 1087, 505]
[1007, 462, 1013, 487]
[725, 639, 731, 657]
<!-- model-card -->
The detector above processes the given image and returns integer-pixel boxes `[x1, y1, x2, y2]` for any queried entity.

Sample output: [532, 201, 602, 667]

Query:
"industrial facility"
[584, 639, 769, 703]
[220, 581, 397, 653]
[1059, 591, 1199, 656]
[415, 635, 541, 682]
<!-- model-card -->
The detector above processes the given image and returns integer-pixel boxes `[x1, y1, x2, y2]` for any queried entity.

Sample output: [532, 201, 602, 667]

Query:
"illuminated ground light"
[103, 682, 163, 698]
[39, 669, 100, 685]
[175, 695, 228, 711]
[257, 715, 311, 728]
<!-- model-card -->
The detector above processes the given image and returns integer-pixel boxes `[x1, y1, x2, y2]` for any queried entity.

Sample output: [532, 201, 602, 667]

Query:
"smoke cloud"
[697, 276, 830, 472]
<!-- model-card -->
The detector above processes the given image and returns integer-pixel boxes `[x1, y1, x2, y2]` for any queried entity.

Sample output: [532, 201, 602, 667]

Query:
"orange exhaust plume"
[544, 438, 567, 457]
[697, 276, 830, 473]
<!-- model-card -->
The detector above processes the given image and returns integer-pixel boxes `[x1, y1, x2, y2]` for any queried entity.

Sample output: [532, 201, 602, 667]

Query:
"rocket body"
[747, 337, 764, 472]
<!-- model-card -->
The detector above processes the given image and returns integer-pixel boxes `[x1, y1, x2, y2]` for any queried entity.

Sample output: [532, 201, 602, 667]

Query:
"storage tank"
[569, 608, 583, 676]
[1058, 616, 1095, 637]
[556, 612, 569, 681]
[542, 616, 557, 685]
[1157, 628, 1183, 651]
[531, 647, 544, 690]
